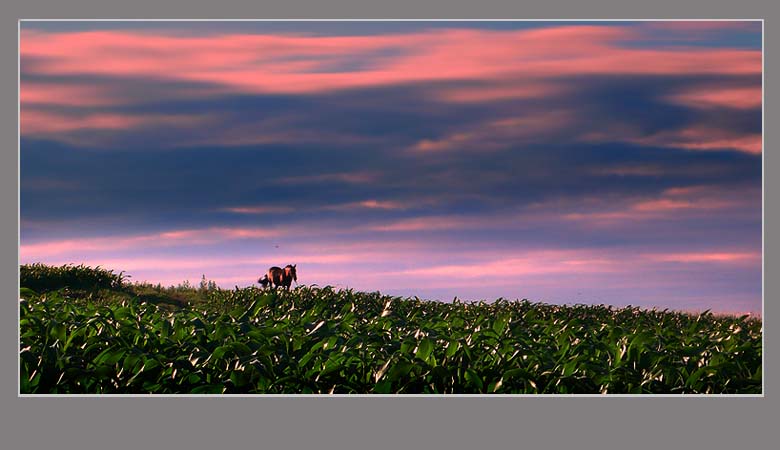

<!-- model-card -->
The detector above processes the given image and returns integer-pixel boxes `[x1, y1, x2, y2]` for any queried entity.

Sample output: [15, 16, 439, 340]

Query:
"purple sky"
[19, 21, 762, 314]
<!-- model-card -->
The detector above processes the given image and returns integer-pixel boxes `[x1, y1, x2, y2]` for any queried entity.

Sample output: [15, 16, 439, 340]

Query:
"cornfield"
[19, 264, 762, 394]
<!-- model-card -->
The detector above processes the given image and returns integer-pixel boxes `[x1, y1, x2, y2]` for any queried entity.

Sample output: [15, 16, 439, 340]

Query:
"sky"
[19, 21, 763, 314]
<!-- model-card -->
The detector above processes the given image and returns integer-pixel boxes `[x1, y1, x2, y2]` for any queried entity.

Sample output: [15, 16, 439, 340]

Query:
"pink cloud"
[665, 86, 762, 110]
[21, 185, 745, 264]
[362, 188, 740, 234]
[20, 81, 119, 107]
[21, 109, 212, 135]
[21, 25, 761, 101]
[20, 78, 230, 110]
[322, 199, 408, 211]
[23, 221, 467, 270]
[367, 215, 472, 232]
[645, 251, 761, 264]
[643, 127, 762, 154]
[395, 251, 621, 279]
[411, 109, 575, 152]
[632, 198, 696, 212]
[21, 29, 428, 94]
[20, 226, 285, 260]
[20, 25, 761, 150]
[636, 191, 740, 213]
[22, 110, 146, 134]
[413, 133, 474, 152]
[363, 205, 580, 233]
[275, 171, 380, 186]
[560, 184, 755, 227]
[220, 206, 296, 215]
[581, 123, 762, 155]
[221, 198, 411, 215]
[219, 228, 282, 239]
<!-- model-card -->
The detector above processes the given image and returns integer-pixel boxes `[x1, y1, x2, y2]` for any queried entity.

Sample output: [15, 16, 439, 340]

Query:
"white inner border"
[17, 18, 765, 398]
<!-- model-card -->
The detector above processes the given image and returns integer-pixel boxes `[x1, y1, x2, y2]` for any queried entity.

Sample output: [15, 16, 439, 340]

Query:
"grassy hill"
[19, 264, 762, 394]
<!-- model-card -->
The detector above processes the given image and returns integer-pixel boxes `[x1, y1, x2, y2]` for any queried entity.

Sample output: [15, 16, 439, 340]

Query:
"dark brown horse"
[267, 264, 297, 290]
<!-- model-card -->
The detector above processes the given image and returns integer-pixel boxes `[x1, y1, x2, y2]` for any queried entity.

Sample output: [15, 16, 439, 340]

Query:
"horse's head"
[285, 264, 297, 282]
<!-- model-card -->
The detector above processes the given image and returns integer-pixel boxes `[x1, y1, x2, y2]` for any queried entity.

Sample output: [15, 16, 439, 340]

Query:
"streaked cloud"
[219, 206, 296, 215]
[19, 21, 762, 314]
[664, 85, 762, 110]
[21, 109, 211, 135]
[561, 184, 758, 227]
[21, 24, 760, 98]
[20, 226, 285, 260]
[645, 251, 760, 264]
[581, 124, 761, 155]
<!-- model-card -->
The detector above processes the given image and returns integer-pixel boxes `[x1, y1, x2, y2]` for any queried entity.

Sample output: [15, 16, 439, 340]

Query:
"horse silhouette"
[265, 264, 297, 290]
[257, 274, 270, 289]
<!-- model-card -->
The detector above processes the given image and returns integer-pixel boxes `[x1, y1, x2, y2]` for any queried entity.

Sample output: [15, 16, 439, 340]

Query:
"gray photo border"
[2, 1, 776, 449]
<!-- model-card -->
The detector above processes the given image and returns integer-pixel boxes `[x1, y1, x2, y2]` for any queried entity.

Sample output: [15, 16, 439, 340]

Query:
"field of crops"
[19, 264, 762, 394]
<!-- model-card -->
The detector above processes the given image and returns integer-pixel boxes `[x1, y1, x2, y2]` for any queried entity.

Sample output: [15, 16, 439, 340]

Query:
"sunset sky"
[19, 21, 762, 314]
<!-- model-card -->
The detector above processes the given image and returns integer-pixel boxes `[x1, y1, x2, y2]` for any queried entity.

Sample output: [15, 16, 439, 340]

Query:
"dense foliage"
[20, 263, 126, 293]
[19, 266, 762, 394]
